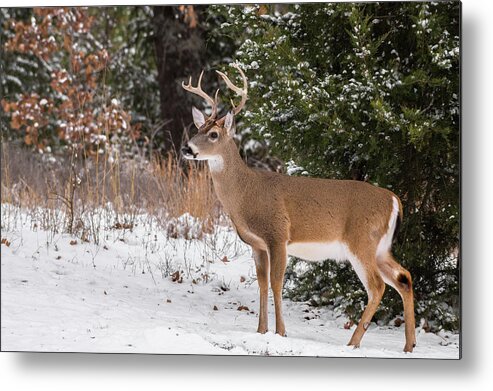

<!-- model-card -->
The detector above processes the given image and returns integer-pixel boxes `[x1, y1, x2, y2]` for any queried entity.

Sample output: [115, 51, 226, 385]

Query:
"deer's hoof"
[347, 335, 361, 348]
[403, 343, 415, 353]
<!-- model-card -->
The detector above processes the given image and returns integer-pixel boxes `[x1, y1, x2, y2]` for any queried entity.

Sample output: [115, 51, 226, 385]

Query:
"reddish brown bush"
[2, 7, 136, 155]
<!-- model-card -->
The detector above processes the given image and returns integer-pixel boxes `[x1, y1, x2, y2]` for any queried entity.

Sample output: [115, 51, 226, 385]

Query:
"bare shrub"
[1, 141, 225, 242]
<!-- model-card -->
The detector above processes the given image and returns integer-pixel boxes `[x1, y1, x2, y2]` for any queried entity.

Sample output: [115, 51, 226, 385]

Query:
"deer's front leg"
[268, 243, 287, 336]
[253, 248, 269, 334]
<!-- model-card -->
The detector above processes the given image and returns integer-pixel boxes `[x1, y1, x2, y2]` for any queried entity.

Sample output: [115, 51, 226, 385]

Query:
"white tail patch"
[376, 196, 399, 258]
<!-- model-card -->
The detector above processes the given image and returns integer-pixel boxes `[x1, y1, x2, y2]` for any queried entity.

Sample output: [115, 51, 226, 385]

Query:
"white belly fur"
[287, 241, 353, 262]
[287, 241, 369, 292]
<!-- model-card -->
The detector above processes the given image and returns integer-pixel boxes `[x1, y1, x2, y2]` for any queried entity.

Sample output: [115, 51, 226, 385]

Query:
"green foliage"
[216, 2, 460, 330]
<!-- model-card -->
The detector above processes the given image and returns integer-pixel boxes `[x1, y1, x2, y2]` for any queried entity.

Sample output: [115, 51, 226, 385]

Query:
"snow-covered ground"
[1, 205, 459, 358]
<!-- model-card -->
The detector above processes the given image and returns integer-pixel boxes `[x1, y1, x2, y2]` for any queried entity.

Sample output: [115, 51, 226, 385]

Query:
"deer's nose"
[181, 144, 194, 156]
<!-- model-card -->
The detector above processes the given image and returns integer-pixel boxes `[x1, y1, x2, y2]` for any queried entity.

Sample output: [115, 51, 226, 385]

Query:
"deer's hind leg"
[377, 252, 416, 352]
[344, 238, 385, 348]
[347, 253, 386, 348]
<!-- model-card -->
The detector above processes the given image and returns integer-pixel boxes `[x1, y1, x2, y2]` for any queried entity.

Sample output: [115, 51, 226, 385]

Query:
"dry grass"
[1, 142, 224, 243]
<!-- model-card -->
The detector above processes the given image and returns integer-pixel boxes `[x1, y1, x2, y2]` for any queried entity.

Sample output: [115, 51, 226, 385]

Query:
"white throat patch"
[208, 156, 224, 172]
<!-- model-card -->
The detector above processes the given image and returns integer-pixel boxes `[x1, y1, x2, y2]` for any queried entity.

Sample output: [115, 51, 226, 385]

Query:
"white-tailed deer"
[181, 64, 416, 352]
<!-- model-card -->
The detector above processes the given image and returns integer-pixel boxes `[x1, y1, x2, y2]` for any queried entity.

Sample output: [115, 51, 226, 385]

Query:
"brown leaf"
[394, 318, 404, 327]
[63, 34, 72, 51]
[178, 5, 198, 29]
[171, 270, 182, 283]
[257, 5, 269, 16]
[1, 238, 11, 247]
[11, 115, 21, 130]
[112, 222, 134, 230]
[237, 305, 249, 312]
[1, 100, 10, 112]
[240, 276, 246, 283]
[166, 299, 172, 303]
[213, 305, 218, 311]
[221, 256, 229, 263]
[69, 240, 77, 245]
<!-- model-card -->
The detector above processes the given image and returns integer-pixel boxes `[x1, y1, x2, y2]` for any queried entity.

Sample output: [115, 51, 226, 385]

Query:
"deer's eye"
[209, 132, 218, 140]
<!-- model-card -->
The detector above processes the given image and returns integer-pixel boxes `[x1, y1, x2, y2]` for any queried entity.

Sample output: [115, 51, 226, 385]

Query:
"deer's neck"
[208, 140, 251, 208]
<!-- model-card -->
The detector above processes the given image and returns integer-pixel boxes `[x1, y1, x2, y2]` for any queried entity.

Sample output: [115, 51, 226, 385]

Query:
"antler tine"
[182, 70, 218, 121]
[216, 63, 248, 115]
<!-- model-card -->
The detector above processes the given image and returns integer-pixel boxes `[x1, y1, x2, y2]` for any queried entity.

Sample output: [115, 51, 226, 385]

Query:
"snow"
[1, 206, 459, 358]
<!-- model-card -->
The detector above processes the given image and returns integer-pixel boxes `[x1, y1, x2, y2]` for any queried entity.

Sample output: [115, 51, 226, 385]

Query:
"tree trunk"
[152, 5, 206, 154]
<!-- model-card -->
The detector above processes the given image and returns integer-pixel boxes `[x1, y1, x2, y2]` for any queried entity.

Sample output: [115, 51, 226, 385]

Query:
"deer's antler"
[182, 70, 219, 121]
[216, 64, 248, 116]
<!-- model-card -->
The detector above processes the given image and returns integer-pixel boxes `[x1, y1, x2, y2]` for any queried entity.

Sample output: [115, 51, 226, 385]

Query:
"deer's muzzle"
[181, 144, 197, 159]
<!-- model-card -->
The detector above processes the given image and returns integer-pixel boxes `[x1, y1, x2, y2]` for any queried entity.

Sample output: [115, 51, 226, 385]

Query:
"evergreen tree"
[214, 2, 460, 329]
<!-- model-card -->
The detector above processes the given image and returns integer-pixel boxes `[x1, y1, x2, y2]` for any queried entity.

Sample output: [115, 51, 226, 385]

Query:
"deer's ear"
[224, 111, 235, 136]
[192, 106, 205, 129]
